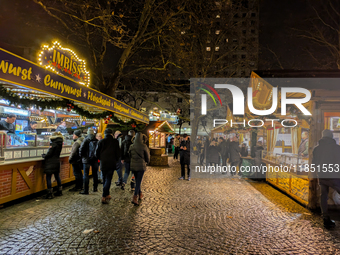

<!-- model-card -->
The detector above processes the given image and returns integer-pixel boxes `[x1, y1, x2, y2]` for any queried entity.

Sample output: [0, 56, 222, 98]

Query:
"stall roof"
[147, 121, 174, 133]
[0, 48, 149, 124]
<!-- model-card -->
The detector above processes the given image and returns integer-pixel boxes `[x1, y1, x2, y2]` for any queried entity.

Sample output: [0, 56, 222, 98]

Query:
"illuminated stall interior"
[146, 121, 174, 149]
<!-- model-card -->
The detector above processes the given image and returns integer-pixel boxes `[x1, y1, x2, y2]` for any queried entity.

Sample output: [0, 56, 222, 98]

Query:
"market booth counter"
[0, 44, 149, 205]
[145, 121, 174, 166]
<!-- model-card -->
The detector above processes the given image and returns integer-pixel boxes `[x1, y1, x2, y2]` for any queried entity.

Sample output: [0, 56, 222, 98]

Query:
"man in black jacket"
[218, 137, 229, 167]
[68, 130, 84, 191]
[312, 129, 340, 228]
[121, 130, 135, 187]
[179, 134, 191, 181]
[79, 128, 99, 194]
[95, 128, 120, 204]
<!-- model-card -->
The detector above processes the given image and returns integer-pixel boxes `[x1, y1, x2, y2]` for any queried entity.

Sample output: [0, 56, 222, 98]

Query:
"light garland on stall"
[38, 41, 90, 87]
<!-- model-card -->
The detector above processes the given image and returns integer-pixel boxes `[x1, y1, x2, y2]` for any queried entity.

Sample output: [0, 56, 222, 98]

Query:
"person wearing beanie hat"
[79, 128, 99, 194]
[69, 130, 84, 191]
[95, 128, 120, 204]
[312, 129, 340, 229]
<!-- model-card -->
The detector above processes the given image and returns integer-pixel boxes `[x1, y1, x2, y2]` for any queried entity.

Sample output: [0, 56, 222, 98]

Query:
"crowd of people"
[42, 128, 150, 206]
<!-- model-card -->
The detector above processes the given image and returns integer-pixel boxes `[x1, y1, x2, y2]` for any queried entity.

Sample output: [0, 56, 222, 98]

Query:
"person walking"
[129, 132, 150, 206]
[121, 130, 135, 189]
[79, 128, 99, 195]
[42, 132, 63, 198]
[173, 134, 180, 161]
[207, 141, 219, 168]
[229, 134, 241, 176]
[312, 129, 340, 228]
[179, 134, 191, 181]
[95, 128, 120, 204]
[218, 137, 229, 166]
[96, 132, 103, 184]
[68, 130, 84, 191]
[114, 130, 124, 188]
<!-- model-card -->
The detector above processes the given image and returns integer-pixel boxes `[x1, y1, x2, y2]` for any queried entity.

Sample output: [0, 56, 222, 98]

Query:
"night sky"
[0, 0, 331, 71]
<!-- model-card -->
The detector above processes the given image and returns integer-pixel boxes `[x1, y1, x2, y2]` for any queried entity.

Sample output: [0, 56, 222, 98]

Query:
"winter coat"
[229, 141, 241, 163]
[240, 147, 248, 157]
[69, 136, 84, 164]
[129, 133, 150, 171]
[254, 145, 264, 166]
[312, 137, 340, 179]
[79, 134, 98, 164]
[180, 140, 190, 165]
[42, 135, 63, 174]
[218, 140, 229, 157]
[298, 138, 309, 156]
[174, 138, 180, 147]
[207, 145, 219, 164]
[95, 134, 120, 171]
[55, 125, 68, 134]
[121, 135, 133, 163]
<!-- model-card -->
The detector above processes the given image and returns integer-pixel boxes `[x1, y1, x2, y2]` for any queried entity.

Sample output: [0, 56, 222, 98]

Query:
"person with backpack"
[79, 128, 99, 195]
[129, 132, 150, 206]
[121, 130, 135, 189]
[95, 128, 120, 204]
[68, 130, 84, 191]
[42, 132, 63, 199]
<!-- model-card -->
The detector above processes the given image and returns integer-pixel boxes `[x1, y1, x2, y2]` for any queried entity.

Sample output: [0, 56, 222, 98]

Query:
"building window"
[177, 98, 183, 103]
[181, 31, 185, 34]
[251, 13, 256, 17]
[215, 46, 220, 51]
[242, 13, 247, 18]
[215, 30, 220, 35]
[226, 38, 229, 43]
[241, 46, 246, 50]
[242, 55, 246, 59]
[250, 62, 255, 66]
[233, 38, 238, 43]
[251, 29, 256, 34]
[206, 47, 211, 51]
[242, 30, 246, 35]
[232, 55, 237, 59]
[216, 22, 220, 26]
[251, 20, 256, 26]
[216, 15, 220, 18]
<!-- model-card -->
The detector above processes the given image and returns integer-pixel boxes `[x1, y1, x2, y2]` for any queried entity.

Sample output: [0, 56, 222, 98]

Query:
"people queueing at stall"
[79, 129, 99, 194]
[42, 131, 63, 199]
[23, 121, 37, 133]
[68, 130, 84, 192]
[55, 121, 68, 134]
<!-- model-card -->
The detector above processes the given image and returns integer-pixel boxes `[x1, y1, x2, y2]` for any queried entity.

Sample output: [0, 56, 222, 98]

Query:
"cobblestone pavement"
[1, 158, 340, 254]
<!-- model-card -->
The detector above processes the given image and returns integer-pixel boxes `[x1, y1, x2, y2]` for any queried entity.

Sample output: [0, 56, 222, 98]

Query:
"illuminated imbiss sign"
[38, 41, 90, 87]
[0, 106, 30, 116]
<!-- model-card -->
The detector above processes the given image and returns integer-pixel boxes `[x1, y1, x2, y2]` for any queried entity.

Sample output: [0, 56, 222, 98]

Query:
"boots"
[131, 195, 139, 206]
[139, 192, 143, 200]
[44, 188, 54, 199]
[55, 186, 63, 196]
[130, 176, 135, 191]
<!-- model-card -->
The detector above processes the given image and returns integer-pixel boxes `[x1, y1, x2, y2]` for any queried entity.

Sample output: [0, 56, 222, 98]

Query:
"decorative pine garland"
[0, 84, 146, 131]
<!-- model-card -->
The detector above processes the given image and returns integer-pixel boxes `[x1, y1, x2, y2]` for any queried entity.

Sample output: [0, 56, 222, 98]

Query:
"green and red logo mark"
[198, 82, 222, 106]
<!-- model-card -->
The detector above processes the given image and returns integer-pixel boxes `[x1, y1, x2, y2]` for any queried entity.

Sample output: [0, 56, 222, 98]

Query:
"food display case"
[262, 152, 309, 174]
[1, 132, 74, 161]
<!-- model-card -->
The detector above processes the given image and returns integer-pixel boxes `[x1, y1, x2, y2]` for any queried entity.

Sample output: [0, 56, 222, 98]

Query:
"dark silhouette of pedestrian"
[68, 130, 84, 191]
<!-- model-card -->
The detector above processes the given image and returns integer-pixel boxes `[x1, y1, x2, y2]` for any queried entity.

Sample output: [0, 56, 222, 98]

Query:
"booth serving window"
[325, 113, 340, 144]
[274, 128, 292, 154]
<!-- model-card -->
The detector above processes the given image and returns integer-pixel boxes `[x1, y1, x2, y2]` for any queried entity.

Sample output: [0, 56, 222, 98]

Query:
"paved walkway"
[1, 158, 340, 254]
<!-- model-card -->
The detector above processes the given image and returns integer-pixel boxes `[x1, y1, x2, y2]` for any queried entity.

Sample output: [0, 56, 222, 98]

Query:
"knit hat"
[322, 129, 333, 139]
[114, 130, 122, 138]
[104, 128, 113, 135]
[87, 128, 95, 135]
[73, 130, 82, 137]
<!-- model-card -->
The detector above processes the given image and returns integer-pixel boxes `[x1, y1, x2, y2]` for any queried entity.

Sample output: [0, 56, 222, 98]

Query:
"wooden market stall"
[0, 45, 149, 205]
[144, 121, 174, 166]
[251, 70, 340, 209]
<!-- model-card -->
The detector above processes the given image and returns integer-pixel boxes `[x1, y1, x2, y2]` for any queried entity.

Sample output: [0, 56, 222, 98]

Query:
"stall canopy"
[0, 47, 149, 124]
[147, 121, 174, 133]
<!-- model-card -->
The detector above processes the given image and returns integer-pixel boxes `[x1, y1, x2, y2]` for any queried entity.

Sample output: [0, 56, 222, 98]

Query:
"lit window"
[206, 47, 211, 51]
[181, 31, 185, 34]
[216, 15, 220, 18]
[207, 40, 211, 43]
[226, 38, 228, 42]
[215, 47, 220, 51]
[215, 30, 220, 35]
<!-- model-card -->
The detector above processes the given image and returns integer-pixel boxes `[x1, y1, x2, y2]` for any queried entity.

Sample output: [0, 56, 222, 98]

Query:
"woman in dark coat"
[207, 141, 220, 167]
[42, 132, 63, 199]
[129, 132, 150, 206]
